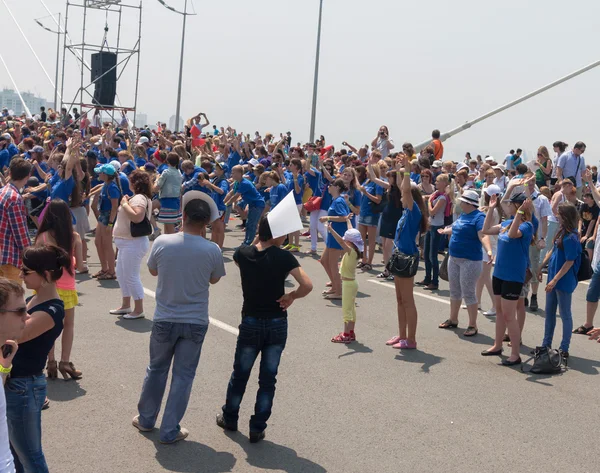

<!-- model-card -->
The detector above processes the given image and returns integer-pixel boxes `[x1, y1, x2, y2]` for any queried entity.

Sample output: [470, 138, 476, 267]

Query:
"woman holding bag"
[387, 155, 428, 349]
[109, 170, 153, 320]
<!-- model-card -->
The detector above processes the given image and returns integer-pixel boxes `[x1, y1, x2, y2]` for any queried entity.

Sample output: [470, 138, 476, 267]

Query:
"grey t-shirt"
[147, 232, 226, 325]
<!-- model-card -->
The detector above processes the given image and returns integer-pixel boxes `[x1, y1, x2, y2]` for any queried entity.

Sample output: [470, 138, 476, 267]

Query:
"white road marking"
[368, 279, 451, 305]
[143, 287, 239, 335]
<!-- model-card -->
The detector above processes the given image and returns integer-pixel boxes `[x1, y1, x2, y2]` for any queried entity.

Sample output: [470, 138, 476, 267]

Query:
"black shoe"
[415, 280, 430, 286]
[501, 357, 522, 366]
[481, 348, 503, 356]
[249, 430, 265, 443]
[524, 297, 529, 308]
[216, 414, 238, 432]
[529, 295, 538, 312]
[236, 221, 247, 229]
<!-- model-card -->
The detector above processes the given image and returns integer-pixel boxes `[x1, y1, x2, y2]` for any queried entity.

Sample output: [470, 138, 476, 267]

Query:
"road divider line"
[368, 280, 451, 305]
[143, 287, 239, 335]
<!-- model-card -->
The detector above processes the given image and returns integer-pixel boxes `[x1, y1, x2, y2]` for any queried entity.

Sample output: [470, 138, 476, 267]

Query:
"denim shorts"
[98, 210, 112, 226]
[586, 239, 595, 250]
[358, 213, 380, 227]
[586, 268, 600, 303]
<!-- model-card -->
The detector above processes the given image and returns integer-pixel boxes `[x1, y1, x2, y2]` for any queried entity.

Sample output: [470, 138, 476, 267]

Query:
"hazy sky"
[2, 0, 600, 163]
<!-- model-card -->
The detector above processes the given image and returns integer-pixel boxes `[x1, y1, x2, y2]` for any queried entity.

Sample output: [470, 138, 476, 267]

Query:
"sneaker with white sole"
[160, 428, 189, 444]
[482, 309, 496, 316]
[132, 415, 153, 432]
[122, 312, 145, 320]
[109, 308, 132, 315]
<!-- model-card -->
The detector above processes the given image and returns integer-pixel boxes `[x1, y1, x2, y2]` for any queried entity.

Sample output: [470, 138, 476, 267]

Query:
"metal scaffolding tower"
[60, 0, 142, 126]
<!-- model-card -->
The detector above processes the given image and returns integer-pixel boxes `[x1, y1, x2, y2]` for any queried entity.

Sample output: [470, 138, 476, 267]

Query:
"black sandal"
[463, 326, 478, 337]
[573, 325, 593, 335]
[439, 319, 458, 329]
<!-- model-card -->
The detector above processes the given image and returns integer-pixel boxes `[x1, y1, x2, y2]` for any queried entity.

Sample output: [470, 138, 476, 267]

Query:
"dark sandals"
[463, 326, 478, 337]
[573, 325, 594, 335]
[439, 319, 458, 329]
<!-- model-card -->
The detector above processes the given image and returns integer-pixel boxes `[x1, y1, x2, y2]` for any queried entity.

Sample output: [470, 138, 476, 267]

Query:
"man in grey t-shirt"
[133, 191, 225, 444]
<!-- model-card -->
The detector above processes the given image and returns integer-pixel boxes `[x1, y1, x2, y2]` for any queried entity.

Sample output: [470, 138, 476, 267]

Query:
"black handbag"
[369, 191, 388, 214]
[577, 250, 593, 281]
[439, 252, 449, 281]
[523, 346, 563, 374]
[386, 248, 419, 278]
[130, 197, 153, 238]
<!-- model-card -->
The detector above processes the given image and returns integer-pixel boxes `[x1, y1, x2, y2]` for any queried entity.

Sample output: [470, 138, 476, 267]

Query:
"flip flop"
[463, 326, 478, 337]
[573, 325, 594, 335]
[91, 270, 106, 278]
[97, 272, 117, 280]
[439, 319, 458, 329]
[324, 294, 342, 300]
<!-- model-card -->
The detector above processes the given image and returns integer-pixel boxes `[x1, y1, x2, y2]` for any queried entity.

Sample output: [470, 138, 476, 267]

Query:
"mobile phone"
[1, 344, 12, 358]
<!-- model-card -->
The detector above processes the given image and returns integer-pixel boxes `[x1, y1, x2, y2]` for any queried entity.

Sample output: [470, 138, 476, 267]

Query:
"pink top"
[41, 233, 76, 291]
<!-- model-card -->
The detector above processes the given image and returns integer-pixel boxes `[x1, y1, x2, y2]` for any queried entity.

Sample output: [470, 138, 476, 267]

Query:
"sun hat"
[431, 160, 442, 168]
[137, 136, 149, 145]
[485, 156, 495, 163]
[181, 190, 219, 223]
[459, 189, 480, 207]
[456, 162, 469, 172]
[343, 228, 364, 253]
[94, 164, 116, 176]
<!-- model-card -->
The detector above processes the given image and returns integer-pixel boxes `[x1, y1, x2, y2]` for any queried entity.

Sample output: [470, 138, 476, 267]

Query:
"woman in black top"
[5, 245, 70, 473]
[367, 163, 403, 279]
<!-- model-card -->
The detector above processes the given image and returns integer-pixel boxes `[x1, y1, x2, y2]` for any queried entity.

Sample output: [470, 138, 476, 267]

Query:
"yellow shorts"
[57, 288, 79, 310]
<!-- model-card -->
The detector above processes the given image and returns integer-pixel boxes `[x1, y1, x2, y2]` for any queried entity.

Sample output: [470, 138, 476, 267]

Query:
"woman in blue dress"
[319, 179, 350, 300]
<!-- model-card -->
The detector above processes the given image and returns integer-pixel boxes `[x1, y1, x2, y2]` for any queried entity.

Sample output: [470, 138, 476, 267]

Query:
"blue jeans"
[5, 373, 48, 473]
[137, 322, 208, 442]
[586, 268, 600, 302]
[222, 317, 287, 433]
[244, 206, 263, 245]
[542, 289, 573, 352]
[424, 225, 442, 285]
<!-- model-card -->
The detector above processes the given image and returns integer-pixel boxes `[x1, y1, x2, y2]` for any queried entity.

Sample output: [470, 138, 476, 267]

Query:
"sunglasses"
[537, 153, 543, 157]
[0, 307, 28, 316]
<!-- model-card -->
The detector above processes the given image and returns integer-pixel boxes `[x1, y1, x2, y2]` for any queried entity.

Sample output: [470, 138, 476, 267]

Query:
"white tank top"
[0, 382, 15, 473]
[548, 193, 565, 223]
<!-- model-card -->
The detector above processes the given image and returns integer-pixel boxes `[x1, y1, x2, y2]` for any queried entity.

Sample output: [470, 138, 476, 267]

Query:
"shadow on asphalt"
[451, 331, 496, 346]
[152, 438, 236, 472]
[46, 380, 87, 401]
[395, 350, 444, 373]
[565, 354, 600, 375]
[337, 341, 373, 358]
[224, 430, 327, 473]
[115, 318, 153, 333]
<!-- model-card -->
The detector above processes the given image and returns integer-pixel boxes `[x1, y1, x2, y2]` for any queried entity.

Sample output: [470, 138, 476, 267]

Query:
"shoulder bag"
[578, 250, 593, 281]
[130, 197, 153, 238]
[522, 346, 564, 374]
[385, 210, 419, 278]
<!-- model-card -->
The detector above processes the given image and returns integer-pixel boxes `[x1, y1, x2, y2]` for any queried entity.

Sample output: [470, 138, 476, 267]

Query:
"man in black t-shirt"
[217, 216, 312, 443]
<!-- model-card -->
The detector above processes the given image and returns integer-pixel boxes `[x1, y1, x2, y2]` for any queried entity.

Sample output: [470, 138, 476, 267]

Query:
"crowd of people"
[1, 105, 600, 470]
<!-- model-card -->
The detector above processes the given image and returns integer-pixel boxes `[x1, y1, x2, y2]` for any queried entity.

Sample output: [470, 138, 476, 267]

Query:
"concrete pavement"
[40, 223, 600, 473]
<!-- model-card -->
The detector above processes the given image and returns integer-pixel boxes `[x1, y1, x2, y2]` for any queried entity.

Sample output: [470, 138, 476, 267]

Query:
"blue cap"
[94, 163, 116, 176]
[216, 162, 229, 173]
[144, 162, 156, 171]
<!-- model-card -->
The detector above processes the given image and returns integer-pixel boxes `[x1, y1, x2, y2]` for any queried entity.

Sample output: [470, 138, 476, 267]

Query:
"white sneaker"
[122, 312, 145, 320]
[483, 309, 496, 316]
[160, 428, 189, 444]
[132, 415, 153, 432]
[109, 308, 132, 315]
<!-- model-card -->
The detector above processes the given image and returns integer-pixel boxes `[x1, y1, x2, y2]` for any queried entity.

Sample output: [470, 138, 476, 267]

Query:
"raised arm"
[367, 163, 390, 189]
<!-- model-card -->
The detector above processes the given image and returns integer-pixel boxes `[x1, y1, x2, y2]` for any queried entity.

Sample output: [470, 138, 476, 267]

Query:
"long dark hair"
[36, 199, 74, 256]
[387, 171, 402, 208]
[412, 188, 429, 233]
[23, 244, 72, 281]
[555, 202, 579, 249]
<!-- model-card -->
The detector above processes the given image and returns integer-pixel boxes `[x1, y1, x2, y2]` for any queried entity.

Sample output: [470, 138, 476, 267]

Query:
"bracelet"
[517, 210, 524, 215]
[0, 365, 12, 374]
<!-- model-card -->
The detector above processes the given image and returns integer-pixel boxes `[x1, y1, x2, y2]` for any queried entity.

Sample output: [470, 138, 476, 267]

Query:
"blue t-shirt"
[493, 219, 534, 283]
[320, 182, 333, 211]
[548, 231, 581, 293]
[211, 177, 229, 212]
[121, 160, 136, 176]
[119, 172, 133, 197]
[237, 178, 265, 208]
[227, 151, 241, 170]
[344, 188, 362, 227]
[449, 209, 486, 261]
[7, 143, 19, 159]
[286, 174, 305, 205]
[50, 175, 75, 202]
[99, 181, 121, 212]
[410, 172, 421, 185]
[305, 169, 322, 197]
[134, 156, 147, 167]
[0, 149, 9, 171]
[394, 203, 422, 255]
[270, 183, 289, 208]
[328, 196, 350, 239]
[359, 181, 384, 218]
[157, 163, 168, 174]
[146, 147, 156, 160]
[182, 166, 209, 194]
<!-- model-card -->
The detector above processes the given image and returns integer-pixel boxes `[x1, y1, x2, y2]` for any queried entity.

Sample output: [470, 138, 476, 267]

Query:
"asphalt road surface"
[40, 221, 600, 473]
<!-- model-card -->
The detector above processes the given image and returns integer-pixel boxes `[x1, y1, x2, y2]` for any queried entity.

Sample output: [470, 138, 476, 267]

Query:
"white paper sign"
[267, 191, 304, 238]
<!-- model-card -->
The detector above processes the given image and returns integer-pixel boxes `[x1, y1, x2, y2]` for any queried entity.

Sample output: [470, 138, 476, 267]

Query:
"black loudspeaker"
[91, 52, 117, 107]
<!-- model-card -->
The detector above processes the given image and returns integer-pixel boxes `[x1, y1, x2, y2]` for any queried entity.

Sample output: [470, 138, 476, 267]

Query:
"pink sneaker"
[392, 339, 417, 349]
[386, 335, 404, 346]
